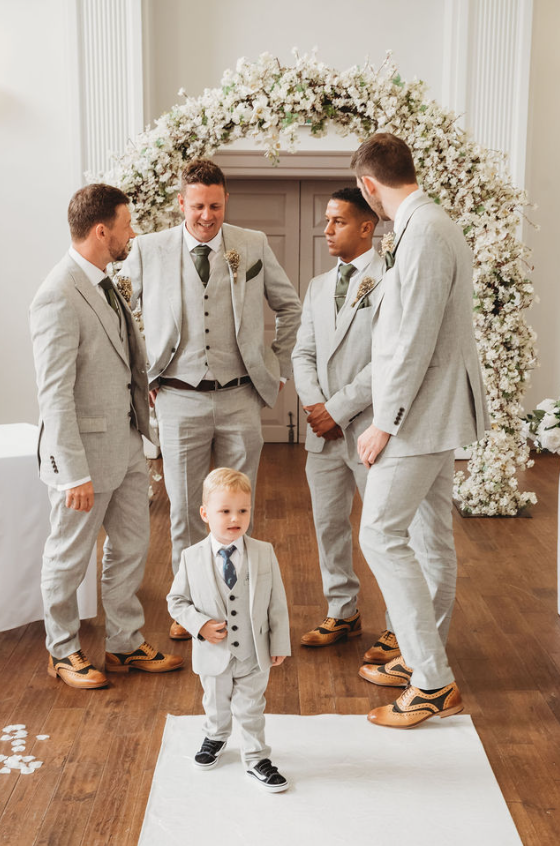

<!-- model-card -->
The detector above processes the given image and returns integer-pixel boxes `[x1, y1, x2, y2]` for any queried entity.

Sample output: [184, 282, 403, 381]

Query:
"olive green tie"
[99, 277, 120, 315]
[192, 244, 211, 286]
[335, 263, 356, 312]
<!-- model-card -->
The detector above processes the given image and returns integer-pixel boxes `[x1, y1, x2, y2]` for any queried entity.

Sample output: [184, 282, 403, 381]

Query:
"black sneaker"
[194, 738, 226, 769]
[246, 758, 289, 792]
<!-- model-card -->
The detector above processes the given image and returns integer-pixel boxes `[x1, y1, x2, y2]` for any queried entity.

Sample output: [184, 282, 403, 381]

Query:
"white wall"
[142, 0, 446, 121]
[522, 0, 560, 411]
[0, 0, 80, 424]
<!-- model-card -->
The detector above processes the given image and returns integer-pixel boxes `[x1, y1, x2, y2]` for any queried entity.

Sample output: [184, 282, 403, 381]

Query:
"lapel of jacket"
[68, 261, 129, 367]
[316, 266, 337, 345]
[329, 254, 383, 359]
[200, 536, 227, 618]
[157, 224, 184, 333]
[222, 223, 247, 334]
[245, 536, 259, 615]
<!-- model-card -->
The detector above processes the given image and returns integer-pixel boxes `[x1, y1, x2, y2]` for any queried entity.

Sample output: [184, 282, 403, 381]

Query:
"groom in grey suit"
[30, 184, 183, 689]
[120, 159, 301, 640]
[352, 134, 489, 728]
[293, 187, 390, 649]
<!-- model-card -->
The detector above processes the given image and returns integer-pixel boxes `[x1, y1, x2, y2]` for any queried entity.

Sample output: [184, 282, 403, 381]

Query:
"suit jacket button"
[229, 595, 235, 601]
[206, 345, 210, 350]
[171, 346, 176, 353]
[232, 625, 238, 631]
[127, 383, 131, 389]
[232, 641, 239, 647]
[231, 610, 237, 616]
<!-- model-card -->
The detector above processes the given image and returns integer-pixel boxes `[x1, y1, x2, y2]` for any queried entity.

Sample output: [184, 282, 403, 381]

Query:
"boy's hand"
[270, 656, 286, 666]
[200, 620, 228, 643]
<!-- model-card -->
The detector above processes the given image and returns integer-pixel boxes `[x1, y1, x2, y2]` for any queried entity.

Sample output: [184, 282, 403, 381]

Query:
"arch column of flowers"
[107, 50, 537, 516]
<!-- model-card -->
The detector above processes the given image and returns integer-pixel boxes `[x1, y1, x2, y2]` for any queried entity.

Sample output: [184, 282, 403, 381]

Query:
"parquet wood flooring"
[0, 447, 558, 845]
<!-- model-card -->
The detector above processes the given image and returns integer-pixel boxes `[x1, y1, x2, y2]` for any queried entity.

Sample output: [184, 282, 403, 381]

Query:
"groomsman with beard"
[292, 188, 398, 659]
[29, 184, 183, 688]
[352, 134, 489, 727]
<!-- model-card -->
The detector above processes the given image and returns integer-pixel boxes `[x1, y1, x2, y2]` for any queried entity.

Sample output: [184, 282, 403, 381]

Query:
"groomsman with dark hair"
[352, 133, 489, 727]
[293, 187, 397, 656]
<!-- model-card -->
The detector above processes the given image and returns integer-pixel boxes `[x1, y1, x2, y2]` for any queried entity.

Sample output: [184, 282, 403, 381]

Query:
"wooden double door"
[225, 178, 355, 443]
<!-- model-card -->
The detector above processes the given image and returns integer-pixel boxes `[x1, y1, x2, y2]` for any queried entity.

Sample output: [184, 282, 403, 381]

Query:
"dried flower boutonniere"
[224, 249, 240, 282]
[351, 276, 376, 308]
[380, 231, 396, 270]
[115, 275, 132, 304]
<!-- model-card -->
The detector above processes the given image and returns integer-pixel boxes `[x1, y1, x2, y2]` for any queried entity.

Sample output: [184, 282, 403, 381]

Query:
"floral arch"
[108, 51, 537, 516]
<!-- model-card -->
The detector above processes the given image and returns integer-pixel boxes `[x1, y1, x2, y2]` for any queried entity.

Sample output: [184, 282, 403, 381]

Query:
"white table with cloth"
[0, 423, 97, 632]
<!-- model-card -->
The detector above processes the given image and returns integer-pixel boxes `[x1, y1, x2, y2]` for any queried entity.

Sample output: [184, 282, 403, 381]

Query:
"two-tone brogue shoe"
[47, 650, 108, 690]
[105, 641, 184, 673]
[300, 611, 362, 646]
[362, 630, 400, 664]
[367, 682, 464, 728]
[358, 655, 412, 687]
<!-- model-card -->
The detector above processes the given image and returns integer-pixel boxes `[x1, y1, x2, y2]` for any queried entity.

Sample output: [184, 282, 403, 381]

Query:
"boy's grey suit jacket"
[167, 535, 291, 675]
[29, 254, 151, 492]
[292, 253, 384, 456]
[369, 190, 490, 456]
[120, 222, 302, 408]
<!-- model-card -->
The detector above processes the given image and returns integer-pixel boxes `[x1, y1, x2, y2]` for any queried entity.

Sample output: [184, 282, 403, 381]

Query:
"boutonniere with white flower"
[224, 249, 240, 282]
[351, 276, 376, 307]
[523, 398, 560, 454]
[380, 231, 396, 269]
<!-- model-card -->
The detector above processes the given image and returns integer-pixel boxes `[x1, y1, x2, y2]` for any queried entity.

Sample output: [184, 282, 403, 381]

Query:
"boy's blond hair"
[202, 467, 252, 504]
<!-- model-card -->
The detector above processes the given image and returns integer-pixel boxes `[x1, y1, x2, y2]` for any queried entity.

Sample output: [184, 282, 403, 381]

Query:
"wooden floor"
[1, 446, 559, 845]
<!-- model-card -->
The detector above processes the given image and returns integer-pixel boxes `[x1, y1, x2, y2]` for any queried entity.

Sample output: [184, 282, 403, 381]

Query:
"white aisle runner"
[139, 714, 522, 846]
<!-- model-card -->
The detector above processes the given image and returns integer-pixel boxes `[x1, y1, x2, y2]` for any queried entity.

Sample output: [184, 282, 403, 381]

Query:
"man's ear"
[361, 174, 377, 196]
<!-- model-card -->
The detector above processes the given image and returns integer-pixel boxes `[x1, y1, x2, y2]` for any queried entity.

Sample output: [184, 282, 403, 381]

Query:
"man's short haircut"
[330, 187, 379, 222]
[350, 133, 417, 188]
[180, 158, 227, 194]
[68, 183, 129, 242]
[202, 467, 252, 504]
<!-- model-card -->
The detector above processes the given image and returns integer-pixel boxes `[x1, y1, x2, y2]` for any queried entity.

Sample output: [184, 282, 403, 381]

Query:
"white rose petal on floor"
[139, 714, 522, 846]
[0, 723, 47, 775]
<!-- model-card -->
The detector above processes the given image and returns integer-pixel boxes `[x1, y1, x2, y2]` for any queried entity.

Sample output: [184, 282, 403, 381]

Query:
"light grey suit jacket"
[29, 254, 151, 492]
[292, 254, 384, 455]
[120, 222, 302, 407]
[370, 191, 490, 456]
[167, 535, 291, 675]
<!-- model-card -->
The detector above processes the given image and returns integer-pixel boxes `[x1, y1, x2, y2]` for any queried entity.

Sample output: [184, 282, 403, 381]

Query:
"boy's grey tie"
[218, 545, 237, 589]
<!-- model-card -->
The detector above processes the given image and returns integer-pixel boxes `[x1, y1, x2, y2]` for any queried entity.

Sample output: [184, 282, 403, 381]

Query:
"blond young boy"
[167, 468, 291, 791]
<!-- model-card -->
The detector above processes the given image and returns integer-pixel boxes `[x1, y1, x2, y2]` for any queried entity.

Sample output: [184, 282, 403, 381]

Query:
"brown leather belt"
[160, 375, 252, 392]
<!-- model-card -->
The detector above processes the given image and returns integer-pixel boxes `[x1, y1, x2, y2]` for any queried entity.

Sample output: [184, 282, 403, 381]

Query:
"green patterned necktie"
[335, 263, 356, 312]
[99, 277, 120, 315]
[192, 244, 211, 286]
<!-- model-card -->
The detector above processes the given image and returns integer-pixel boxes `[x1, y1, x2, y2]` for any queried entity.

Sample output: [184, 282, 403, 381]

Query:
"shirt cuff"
[56, 476, 91, 492]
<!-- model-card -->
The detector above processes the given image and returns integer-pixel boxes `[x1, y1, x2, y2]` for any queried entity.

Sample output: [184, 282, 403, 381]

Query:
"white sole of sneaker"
[246, 771, 289, 792]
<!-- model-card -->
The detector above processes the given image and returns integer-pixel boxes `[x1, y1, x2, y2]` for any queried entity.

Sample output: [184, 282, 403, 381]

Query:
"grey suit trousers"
[41, 427, 149, 658]
[359, 449, 456, 690]
[200, 654, 271, 766]
[305, 440, 368, 618]
[156, 382, 264, 573]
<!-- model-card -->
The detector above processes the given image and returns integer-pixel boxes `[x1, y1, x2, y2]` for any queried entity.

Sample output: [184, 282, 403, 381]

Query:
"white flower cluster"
[0, 724, 48, 775]
[104, 50, 537, 515]
[522, 398, 560, 455]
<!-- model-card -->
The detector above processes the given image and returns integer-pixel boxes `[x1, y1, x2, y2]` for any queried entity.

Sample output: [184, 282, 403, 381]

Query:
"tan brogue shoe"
[47, 651, 108, 690]
[169, 620, 192, 640]
[358, 655, 412, 687]
[105, 641, 184, 673]
[362, 630, 400, 664]
[300, 611, 362, 646]
[367, 681, 464, 729]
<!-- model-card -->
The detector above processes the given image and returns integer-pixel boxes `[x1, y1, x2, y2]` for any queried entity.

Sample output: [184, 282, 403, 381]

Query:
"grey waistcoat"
[215, 558, 255, 663]
[164, 240, 247, 385]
